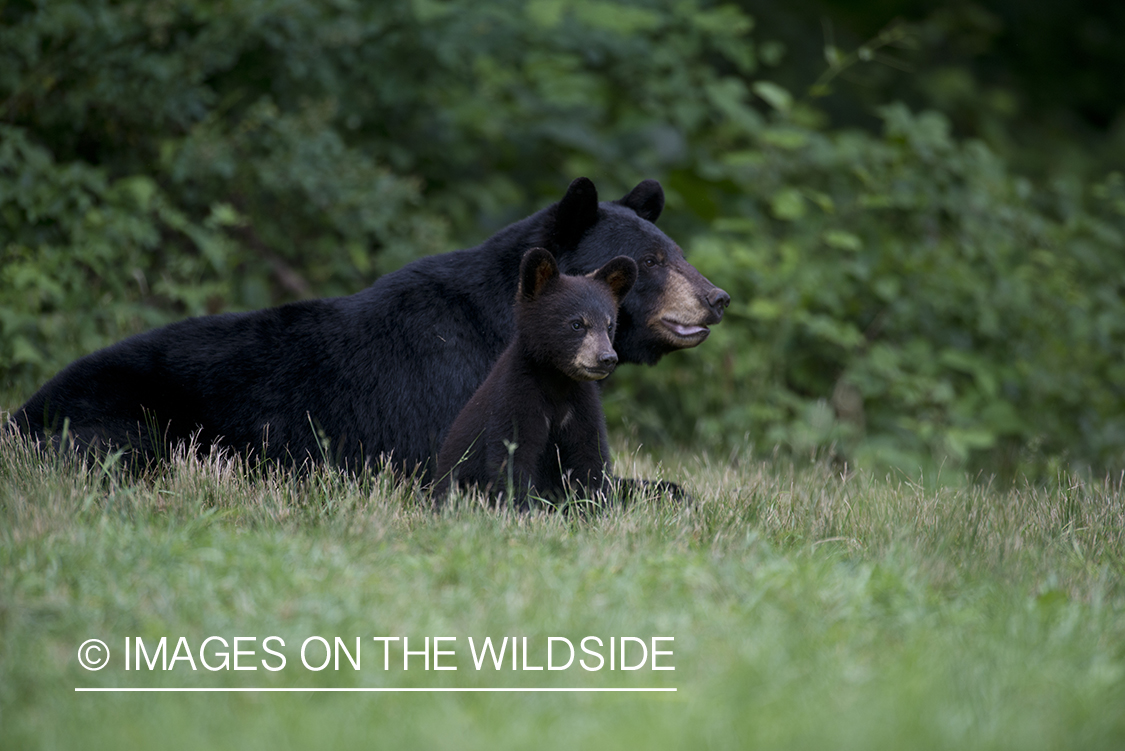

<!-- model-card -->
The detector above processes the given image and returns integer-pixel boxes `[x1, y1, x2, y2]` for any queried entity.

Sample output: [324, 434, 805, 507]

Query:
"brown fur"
[434, 249, 637, 509]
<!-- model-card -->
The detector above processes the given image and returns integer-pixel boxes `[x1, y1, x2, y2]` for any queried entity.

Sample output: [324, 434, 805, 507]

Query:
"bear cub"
[434, 247, 637, 509]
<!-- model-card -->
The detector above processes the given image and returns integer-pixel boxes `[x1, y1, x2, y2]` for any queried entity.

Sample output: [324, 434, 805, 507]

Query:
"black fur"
[434, 249, 636, 508]
[11, 178, 729, 474]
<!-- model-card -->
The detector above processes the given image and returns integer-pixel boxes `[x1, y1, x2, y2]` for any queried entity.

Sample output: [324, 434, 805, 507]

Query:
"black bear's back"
[14, 302, 356, 463]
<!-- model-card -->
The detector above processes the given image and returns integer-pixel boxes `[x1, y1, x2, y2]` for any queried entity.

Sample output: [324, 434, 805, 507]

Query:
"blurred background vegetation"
[2, 0, 1123, 480]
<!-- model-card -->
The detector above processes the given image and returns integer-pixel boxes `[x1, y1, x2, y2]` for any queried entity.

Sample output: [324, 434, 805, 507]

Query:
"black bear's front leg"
[485, 409, 551, 510]
[612, 477, 691, 504]
[549, 385, 614, 503]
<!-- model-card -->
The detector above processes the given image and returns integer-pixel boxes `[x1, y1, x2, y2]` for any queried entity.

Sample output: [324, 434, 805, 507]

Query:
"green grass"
[2, 429, 1123, 750]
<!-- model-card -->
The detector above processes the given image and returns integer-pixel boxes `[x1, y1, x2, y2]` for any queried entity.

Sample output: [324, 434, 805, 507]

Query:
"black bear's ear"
[592, 255, 638, 303]
[617, 179, 664, 223]
[519, 248, 560, 302]
[549, 177, 599, 253]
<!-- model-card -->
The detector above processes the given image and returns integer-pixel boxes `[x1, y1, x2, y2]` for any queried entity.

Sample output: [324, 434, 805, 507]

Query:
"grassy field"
[2, 428, 1124, 750]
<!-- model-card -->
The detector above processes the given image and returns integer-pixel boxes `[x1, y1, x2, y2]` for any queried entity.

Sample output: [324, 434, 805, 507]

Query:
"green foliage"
[609, 105, 1125, 476]
[2, 0, 1124, 476]
[0, 0, 754, 395]
[0, 123, 235, 387]
[743, 1, 1125, 181]
[0, 0, 452, 397]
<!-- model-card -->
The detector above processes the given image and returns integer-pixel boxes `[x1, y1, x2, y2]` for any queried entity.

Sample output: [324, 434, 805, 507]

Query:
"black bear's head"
[516, 248, 637, 382]
[545, 178, 731, 367]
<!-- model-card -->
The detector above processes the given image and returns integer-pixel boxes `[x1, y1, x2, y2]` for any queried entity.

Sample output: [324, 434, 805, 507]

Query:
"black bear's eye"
[643, 255, 658, 268]
[570, 320, 584, 331]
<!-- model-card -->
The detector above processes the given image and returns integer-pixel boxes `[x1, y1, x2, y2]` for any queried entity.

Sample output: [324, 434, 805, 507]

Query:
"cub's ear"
[549, 177, 599, 253]
[591, 255, 638, 303]
[617, 179, 664, 223]
[519, 247, 560, 302]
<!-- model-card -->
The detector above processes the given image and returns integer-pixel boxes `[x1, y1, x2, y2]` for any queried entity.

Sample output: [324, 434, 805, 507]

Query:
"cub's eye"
[643, 256, 657, 268]
[570, 320, 584, 331]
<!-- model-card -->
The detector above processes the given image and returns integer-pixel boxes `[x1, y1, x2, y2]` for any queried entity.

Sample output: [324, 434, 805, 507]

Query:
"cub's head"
[516, 248, 637, 381]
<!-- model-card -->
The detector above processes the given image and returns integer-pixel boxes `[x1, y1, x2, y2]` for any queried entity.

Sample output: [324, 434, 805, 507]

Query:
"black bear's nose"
[598, 352, 618, 369]
[708, 287, 731, 317]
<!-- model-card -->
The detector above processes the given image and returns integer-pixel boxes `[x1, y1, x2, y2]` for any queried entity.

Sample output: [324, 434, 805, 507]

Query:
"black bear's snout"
[598, 352, 618, 369]
[708, 287, 731, 318]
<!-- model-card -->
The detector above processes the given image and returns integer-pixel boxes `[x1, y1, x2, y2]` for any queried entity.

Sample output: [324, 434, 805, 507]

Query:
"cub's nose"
[598, 352, 618, 369]
[708, 287, 731, 318]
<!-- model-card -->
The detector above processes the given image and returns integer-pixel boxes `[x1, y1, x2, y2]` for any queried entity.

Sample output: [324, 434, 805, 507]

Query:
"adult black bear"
[11, 178, 729, 475]
[435, 249, 636, 508]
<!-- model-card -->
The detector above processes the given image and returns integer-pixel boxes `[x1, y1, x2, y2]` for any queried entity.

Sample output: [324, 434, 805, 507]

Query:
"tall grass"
[620, 443, 1125, 594]
[2, 428, 1123, 750]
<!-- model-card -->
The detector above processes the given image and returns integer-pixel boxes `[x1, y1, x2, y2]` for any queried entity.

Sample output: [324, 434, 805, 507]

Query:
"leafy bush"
[3, 0, 1124, 477]
[0, 124, 233, 384]
[1, 0, 756, 395]
[606, 104, 1125, 477]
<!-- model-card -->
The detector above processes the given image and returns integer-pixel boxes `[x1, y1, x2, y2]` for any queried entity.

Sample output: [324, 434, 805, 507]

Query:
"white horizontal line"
[75, 687, 676, 693]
